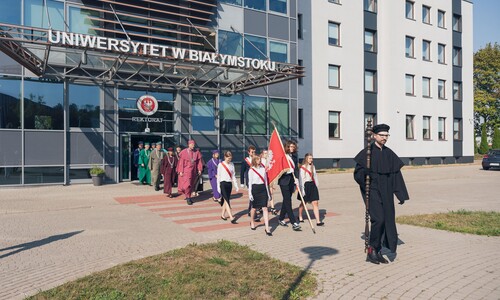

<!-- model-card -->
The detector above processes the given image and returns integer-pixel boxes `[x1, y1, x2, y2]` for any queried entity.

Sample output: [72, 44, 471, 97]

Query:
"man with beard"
[354, 124, 409, 264]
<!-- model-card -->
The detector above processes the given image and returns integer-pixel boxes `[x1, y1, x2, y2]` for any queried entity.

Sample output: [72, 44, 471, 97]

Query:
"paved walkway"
[0, 164, 499, 299]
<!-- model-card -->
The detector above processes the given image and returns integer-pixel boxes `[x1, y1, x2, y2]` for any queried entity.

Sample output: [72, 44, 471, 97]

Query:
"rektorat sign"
[48, 30, 277, 72]
[136, 95, 158, 116]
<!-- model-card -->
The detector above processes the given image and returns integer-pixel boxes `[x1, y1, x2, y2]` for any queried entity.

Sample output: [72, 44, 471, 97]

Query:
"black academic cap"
[373, 124, 390, 133]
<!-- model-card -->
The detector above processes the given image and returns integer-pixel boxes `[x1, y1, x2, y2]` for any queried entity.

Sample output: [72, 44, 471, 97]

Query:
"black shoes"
[186, 198, 193, 205]
[231, 218, 238, 224]
[265, 230, 273, 236]
[376, 252, 389, 264]
[278, 220, 288, 227]
[316, 222, 325, 226]
[292, 223, 302, 231]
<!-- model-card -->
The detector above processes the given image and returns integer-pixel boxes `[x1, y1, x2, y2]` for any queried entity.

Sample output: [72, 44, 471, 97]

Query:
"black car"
[482, 149, 500, 170]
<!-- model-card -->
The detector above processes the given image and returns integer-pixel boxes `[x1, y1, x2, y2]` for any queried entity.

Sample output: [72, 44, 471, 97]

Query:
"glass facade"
[0, 0, 21, 25]
[69, 84, 100, 128]
[220, 95, 243, 134]
[244, 35, 267, 60]
[24, 80, 64, 130]
[269, 41, 288, 63]
[218, 30, 243, 56]
[245, 0, 266, 11]
[270, 98, 289, 136]
[24, 0, 65, 31]
[192, 94, 216, 132]
[0, 78, 21, 129]
[245, 96, 267, 135]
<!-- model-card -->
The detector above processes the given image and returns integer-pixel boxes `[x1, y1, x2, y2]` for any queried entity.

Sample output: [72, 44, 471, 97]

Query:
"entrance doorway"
[120, 134, 178, 182]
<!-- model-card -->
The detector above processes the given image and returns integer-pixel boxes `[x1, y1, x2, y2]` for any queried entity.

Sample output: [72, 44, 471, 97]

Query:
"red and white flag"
[267, 128, 291, 185]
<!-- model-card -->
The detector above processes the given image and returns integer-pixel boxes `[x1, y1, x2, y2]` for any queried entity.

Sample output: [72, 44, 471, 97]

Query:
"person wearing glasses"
[354, 124, 410, 265]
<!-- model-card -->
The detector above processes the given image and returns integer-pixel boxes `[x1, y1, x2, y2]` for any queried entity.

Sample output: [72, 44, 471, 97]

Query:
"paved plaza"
[0, 163, 499, 299]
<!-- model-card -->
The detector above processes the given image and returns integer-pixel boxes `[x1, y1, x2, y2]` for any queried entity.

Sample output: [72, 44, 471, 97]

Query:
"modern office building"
[0, 0, 301, 186]
[297, 0, 473, 168]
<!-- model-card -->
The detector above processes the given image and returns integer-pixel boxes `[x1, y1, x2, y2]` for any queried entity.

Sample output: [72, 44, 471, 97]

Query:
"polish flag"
[267, 128, 291, 185]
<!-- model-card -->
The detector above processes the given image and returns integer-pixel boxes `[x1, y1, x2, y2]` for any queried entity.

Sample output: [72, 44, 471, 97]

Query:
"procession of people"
[128, 122, 409, 264]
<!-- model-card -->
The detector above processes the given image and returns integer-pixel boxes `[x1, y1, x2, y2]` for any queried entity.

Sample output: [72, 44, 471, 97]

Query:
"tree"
[479, 123, 489, 154]
[474, 43, 500, 136]
[492, 127, 500, 149]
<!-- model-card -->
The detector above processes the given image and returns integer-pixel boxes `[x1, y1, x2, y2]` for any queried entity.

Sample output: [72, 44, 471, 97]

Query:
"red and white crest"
[137, 95, 158, 116]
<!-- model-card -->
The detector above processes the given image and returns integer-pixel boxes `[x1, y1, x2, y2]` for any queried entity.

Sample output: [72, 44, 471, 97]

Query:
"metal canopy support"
[0, 23, 304, 94]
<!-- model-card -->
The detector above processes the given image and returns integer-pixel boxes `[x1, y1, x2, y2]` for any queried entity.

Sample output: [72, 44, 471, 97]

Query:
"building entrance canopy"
[0, 23, 304, 94]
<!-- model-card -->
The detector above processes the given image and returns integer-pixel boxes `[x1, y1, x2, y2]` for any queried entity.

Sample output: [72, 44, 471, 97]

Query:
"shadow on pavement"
[0, 230, 84, 259]
[282, 246, 339, 300]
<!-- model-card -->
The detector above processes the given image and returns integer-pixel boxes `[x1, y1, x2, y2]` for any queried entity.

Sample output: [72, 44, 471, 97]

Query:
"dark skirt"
[251, 184, 268, 209]
[297, 181, 320, 203]
[220, 181, 233, 207]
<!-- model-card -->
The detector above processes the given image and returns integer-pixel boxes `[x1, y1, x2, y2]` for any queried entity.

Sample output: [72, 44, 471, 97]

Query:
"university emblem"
[137, 95, 158, 116]
[267, 150, 275, 171]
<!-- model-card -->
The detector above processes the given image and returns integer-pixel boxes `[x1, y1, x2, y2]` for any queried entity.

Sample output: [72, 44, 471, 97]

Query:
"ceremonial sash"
[251, 167, 266, 184]
[301, 166, 315, 184]
[287, 155, 295, 169]
[221, 162, 233, 179]
[245, 157, 252, 167]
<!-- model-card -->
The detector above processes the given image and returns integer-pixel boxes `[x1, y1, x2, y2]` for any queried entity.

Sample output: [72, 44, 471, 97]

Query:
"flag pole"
[273, 125, 316, 234]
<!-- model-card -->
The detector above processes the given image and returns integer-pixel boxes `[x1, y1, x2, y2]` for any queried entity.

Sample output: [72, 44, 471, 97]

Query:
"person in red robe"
[176, 140, 203, 205]
[161, 147, 178, 198]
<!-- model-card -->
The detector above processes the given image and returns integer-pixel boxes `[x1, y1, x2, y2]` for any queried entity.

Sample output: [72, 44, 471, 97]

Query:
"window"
[0, 0, 21, 25]
[220, 0, 242, 5]
[453, 14, 462, 32]
[453, 47, 462, 66]
[365, 70, 376, 92]
[192, 94, 215, 131]
[406, 36, 415, 58]
[422, 5, 431, 24]
[364, 0, 376, 12]
[406, 1, 414, 20]
[245, 96, 266, 134]
[269, 41, 288, 63]
[438, 10, 446, 28]
[298, 108, 303, 138]
[453, 118, 461, 140]
[406, 115, 415, 139]
[298, 59, 303, 85]
[69, 84, 100, 128]
[438, 79, 446, 99]
[219, 95, 243, 134]
[69, 6, 100, 35]
[244, 35, 267, 59]
[329, 65, 340, 88]
[422, 40, 431, 61]
[453, 82, 462, 101]
[298, 14, 303, 39]
[269, 0, 287, 14]
[364, 30, 376, 52]
[245, 0, 266, 11]
[270, 98, 289, 136]
[218, 30, 243, 56]
[25, 0, 65, 31]
[0, 77, 21, 129]
[422, 77, 431, 97]
[438, 117, 446, 140]
[423, 116, 431, 140]
[24, 79, 63, 130]
[438, 43, 446, 64]
[329, 111, 340, 138]
[328, 22, 340, 46]
[406, 74, 415, 95]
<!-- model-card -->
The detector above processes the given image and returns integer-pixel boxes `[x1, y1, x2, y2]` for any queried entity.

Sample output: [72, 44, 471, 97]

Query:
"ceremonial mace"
[364, 119, 373, 252]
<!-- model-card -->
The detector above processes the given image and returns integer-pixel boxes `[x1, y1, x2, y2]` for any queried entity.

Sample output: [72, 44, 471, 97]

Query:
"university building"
[0, 0, 474, 186]
[0, 0, 301, 186]
[298, 0, 474, 168]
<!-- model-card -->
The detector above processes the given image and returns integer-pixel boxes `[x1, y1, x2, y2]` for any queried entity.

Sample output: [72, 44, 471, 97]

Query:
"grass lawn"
[27, 240, 317, 300]
[396, 210, 500, 236]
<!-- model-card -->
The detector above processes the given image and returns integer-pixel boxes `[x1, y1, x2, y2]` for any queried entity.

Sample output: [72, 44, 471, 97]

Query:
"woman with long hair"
[248, 155, 272, 236]
[297, 153, 323, 226]
[277, 140, 301, 231]
[216, 151, 239, 224]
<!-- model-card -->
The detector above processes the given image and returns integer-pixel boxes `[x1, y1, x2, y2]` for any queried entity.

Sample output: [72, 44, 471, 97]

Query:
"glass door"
[120, 134, 131, 181]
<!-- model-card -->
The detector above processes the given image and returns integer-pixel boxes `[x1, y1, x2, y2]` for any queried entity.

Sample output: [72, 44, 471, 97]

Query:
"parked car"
[482, 149, 500, 170]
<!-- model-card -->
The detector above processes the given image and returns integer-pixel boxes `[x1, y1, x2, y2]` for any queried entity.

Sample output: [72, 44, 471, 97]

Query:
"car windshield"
[488, 150, 500, 156]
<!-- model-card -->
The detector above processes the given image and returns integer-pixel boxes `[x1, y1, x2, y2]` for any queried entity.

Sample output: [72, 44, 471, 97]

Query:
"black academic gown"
[354, 143, 410, 253]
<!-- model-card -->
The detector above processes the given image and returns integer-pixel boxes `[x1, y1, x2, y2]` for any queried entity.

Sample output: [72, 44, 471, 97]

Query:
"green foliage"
[479, 123, 490, 154]
[492, 127, 500, 149]
[89, 165, 105, 176]
[474, 43, 500, 136]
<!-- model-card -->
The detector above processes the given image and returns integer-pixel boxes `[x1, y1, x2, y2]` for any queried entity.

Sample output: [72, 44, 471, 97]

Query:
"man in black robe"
[354, 124, 410, 264]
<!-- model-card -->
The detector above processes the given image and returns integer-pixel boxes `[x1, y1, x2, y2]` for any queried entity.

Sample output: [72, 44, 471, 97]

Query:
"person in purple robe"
[207, 150, 221, 202]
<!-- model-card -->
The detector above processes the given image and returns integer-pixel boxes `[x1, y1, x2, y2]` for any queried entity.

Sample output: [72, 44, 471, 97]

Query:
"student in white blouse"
[248, 156, 272, 236]
[260, 150, 278, 215]
[297, 153, 323, 226]
[217, 150, 239, 224]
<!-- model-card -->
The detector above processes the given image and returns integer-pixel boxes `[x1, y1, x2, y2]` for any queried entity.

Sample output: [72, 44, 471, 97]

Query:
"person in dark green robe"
[138, 142, 152, 185]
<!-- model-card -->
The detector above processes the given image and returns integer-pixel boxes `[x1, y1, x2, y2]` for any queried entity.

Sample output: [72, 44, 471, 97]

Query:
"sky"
[473, 0, 500, 51]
